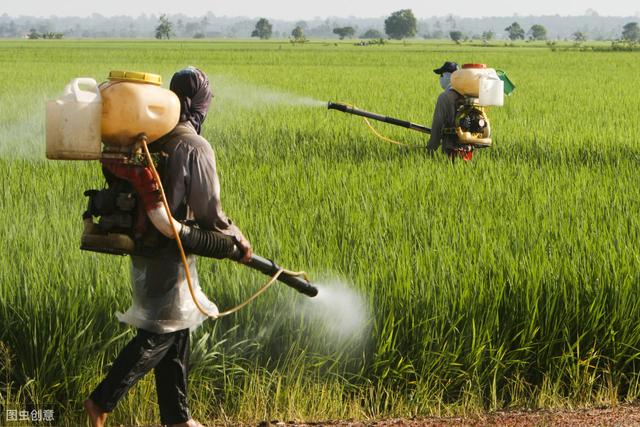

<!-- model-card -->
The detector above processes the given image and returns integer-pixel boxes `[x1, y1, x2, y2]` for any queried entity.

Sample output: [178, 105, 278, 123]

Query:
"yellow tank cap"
[108, 70, 162, 86]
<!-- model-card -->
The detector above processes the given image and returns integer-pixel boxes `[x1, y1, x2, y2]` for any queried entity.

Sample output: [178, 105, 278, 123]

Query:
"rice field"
[1, 39, 640, 426]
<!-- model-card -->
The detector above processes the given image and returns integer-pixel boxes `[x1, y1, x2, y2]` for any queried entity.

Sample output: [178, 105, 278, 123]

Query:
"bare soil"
[135, 404, 640, 426]
[270, 405, 640, 426]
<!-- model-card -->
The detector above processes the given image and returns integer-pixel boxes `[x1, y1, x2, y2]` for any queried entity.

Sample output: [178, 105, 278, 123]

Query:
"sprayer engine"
[81, 144, 163, 256]
[453, 99, 491, 148]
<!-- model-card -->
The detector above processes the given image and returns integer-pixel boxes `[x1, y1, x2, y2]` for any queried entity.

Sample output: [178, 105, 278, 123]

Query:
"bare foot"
[169, 419, 205, 427]
[83, 398, 108, 427]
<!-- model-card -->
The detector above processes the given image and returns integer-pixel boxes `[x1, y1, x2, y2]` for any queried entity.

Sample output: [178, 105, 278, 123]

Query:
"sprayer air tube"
[178, 226, 241, 260]
[143, 194, 317, 297]
[178, 227, 317, 296]
[176, 227, 317, 296]
[328, 101, 431, 134]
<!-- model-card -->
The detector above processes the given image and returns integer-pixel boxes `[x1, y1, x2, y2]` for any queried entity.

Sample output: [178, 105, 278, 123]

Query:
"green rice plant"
[1, 39, 640, 425]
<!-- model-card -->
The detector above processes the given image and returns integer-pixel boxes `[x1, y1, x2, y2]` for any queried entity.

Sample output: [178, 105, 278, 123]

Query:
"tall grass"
[1, 40, 640, 425]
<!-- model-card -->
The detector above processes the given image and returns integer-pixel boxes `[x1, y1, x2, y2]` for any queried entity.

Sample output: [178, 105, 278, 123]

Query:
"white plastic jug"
[479, 77, 504, 107]
[46, 78, 102, 160]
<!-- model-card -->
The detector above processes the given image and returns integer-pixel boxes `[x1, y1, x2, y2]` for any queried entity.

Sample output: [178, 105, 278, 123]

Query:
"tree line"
[243, 11, 639, 44]
[499, 21, 639, 43]
[157, 10, 640, 44]
[1, 10, 638, 42]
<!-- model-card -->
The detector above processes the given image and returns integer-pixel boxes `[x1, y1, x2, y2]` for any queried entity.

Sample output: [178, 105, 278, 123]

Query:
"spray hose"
[140, 137, 311, 318]
[362, 117, 414, 147]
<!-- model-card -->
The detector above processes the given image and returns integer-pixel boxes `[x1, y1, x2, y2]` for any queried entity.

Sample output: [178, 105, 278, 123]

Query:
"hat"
[433, 61, 459, 75]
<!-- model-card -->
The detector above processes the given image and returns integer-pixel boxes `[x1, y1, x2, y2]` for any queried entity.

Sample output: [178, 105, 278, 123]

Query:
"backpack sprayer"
[46, 71, 317, 317]
[328, 64, 514, 150]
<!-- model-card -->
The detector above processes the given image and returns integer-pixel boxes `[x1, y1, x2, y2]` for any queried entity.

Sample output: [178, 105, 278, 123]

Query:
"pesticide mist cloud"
[209, 75, 325, 109]
[297, 277, 370, 349]
[0, 105, 45, 160]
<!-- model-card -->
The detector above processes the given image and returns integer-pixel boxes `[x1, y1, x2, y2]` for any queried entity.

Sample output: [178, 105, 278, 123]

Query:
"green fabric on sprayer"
[116, 122, 246, 334]
[427, 87, 465, 153]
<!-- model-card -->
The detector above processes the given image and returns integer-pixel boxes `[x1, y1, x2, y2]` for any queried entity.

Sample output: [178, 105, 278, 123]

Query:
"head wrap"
[169, 66, 212, 135]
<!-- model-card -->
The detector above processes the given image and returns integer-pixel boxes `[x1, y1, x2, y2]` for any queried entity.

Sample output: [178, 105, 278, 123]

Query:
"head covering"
[433, 61, 459, 75]
[169, 66, 212, 135]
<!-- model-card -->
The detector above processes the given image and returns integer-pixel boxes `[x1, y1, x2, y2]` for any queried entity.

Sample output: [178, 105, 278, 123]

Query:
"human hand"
[236, 237, 253, 263]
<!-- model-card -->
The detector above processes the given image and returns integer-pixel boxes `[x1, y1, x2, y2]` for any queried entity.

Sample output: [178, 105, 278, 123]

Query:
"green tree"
[27, 28, 40, 39]
[449, 30, 463, 44]
[482, 30, 495, 41]
[622, 22, 640, 42]
[528, 24, 547, 41]
[384, 9, 417, 40]
[291, 25, 306, 43]
[41, 32, 63, 39]
[505, 22, 525, 40]
[155, 14, 173, 39]
[251, 18, 273, 40]
[573, 31, 587, 43]
[333, 26, 356, 40]
[361, 29, 383, 39]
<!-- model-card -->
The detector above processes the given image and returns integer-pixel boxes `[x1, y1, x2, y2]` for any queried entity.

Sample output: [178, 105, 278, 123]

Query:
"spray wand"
[328, 102, 431, 134]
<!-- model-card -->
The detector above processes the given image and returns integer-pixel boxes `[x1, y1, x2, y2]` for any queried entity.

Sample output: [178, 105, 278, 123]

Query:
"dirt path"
[137, 404, 640, 427]
[280, 405, 640, 426]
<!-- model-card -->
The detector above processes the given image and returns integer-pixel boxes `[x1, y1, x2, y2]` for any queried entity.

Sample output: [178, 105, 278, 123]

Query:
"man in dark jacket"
[84, 67, 251, 427]
[427, 61, 473, 161]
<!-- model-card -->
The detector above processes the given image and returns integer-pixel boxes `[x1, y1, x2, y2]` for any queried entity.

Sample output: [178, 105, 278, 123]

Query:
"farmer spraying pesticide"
[45, 68, 317, 427]
[427, 61, 470, 160]
[328, 61, 514, 160]
[428, 61, 506, 161]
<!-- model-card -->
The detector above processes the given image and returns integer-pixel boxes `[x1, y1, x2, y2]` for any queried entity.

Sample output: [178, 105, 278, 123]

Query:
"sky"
[2, 0, 639, 19]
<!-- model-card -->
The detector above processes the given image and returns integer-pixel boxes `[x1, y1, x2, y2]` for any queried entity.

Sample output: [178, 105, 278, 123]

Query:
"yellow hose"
[340, 102, 426, 149]
[140, 137, 284, 318]
[362, 117, 411, 147]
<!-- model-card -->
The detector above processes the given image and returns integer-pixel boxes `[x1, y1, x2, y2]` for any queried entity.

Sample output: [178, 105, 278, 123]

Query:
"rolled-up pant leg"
[155, 329, 190, 425]
[89, 328, 190, 425]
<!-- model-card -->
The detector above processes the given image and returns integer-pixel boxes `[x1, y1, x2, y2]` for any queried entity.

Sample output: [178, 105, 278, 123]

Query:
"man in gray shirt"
[427, 61, 473, 161]
[85, 67, 250, 427]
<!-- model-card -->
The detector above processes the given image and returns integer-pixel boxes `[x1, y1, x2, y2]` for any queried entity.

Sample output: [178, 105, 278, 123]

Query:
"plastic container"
[100, 71, 180, 147]
[451, 64, 499, 98]
[46, 78, 102, 160]
[479, 77, 504, 107]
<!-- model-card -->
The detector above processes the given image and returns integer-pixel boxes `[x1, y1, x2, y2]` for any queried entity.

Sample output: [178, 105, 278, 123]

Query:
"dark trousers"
[90, 328, 190, 425]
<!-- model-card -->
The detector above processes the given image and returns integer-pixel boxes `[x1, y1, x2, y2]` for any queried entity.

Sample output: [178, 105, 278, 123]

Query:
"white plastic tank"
[46, 78, 102, 160]
[479, 77, 504, 107]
